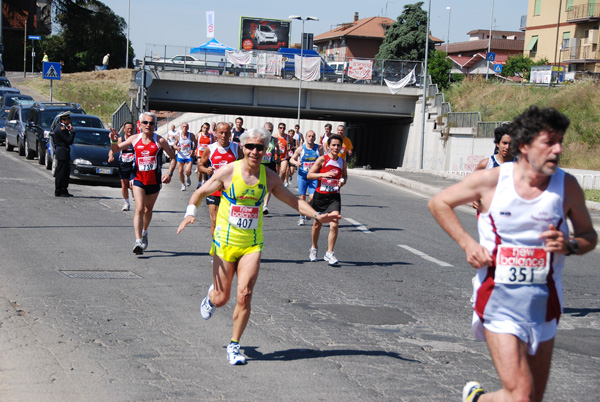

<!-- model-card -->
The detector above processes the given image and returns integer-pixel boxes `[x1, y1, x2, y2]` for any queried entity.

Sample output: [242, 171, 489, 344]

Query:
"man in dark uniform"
[53, 111, 75, 197]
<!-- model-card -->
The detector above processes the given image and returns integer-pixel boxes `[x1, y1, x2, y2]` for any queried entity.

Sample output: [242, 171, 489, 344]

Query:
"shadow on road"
[242, 346, 421, 363]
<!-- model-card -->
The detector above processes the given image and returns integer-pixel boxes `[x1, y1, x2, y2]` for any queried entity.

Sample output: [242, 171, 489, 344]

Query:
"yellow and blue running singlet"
[213, 160, 267, 248]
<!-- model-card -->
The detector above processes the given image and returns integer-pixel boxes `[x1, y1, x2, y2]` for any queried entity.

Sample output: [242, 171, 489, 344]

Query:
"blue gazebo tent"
[190, 38, 235, 55]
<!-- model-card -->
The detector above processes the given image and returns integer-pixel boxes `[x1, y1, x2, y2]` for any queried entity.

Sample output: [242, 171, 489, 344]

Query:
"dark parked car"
[0, 77, 11, 87]
[23, 102, 84, 166]
[4, 104, 33, 156]
[0, 96, 34, 144]
[49, 127, 119, 183]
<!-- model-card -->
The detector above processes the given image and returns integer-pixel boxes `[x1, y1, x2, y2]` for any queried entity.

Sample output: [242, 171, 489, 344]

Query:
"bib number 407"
[236, 218, 254, 229]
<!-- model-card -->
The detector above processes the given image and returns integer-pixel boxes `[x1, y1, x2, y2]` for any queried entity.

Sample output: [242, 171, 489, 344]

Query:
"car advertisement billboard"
[239, 17, 291, 51]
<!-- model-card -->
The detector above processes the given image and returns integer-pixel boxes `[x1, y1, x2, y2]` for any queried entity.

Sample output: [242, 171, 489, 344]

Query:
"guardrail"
[572, 174, 600, 190]
[111, 101, 136, 133]
[137, 44, 424, 88]
[447, 112, 482, 128]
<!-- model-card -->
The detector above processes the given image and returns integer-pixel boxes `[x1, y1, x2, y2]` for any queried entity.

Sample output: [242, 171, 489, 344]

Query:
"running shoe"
[462, 381, 485, 402]
[309, 247, 318, 262]
[263, 205, 269, 215]
[181, 183, 186, 191]
[297, 216, 305, 226]
[141, 232, 148, 250]
[122, 202, 130, 211]
[200, 284, 215, 320]
[226, 342, 247, 365]
[324, 251, 338, 265]
[186, 176, 191, 186]
[133, 240, 144, 255]
[284, 181, 289, 187]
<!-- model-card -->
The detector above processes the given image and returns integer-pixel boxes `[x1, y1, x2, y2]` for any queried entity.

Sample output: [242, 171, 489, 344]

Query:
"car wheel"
[18, 137, 25, 156]
[38, 142, 45, 165]
[191, 68, 199, 74]
[5, 136, 14, 151]
[45, 148, 52, 170]
[25, 138, 34, 159]
[51, 158, 57, 177]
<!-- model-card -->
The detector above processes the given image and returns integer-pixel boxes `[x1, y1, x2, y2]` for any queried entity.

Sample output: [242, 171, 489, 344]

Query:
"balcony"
[520, 15, 527, 31]
[560, 43, 600, 63]
[566, 3, 600, 22]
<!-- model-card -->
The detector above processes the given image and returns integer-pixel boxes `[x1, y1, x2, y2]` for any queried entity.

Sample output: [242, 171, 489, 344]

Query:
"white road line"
[344, 217, 372, 233]
[398, 244, 453, 267]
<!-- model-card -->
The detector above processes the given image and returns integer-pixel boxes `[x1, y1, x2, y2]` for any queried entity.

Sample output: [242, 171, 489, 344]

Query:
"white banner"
[348, 59, 373, 80]
[384, 67, 416, 94]
[257, 54, 283, 76]
[226, 50, 252, 66]
[206, 11, 215, 38]
[294, 55, 321, 81]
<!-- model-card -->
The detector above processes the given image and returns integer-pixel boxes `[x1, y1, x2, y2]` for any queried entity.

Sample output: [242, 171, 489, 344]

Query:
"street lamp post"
[419, 0, 431, 170]
[289, 15, 319, 130]
[126, 0, 130, 69]
[446, 6, 451, 83]
[485, 0, 495, 81]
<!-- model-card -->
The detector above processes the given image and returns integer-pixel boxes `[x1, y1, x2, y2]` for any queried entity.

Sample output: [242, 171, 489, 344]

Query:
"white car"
[255, 25, 278, 45]
[153, 55, 206, 73]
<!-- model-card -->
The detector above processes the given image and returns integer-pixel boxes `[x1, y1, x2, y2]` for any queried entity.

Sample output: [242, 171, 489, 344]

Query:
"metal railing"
[137, 44, 424, 88]
[477, 121, 505, 138]
[111, 101, 136, 133]
[566, 3, 600, 20]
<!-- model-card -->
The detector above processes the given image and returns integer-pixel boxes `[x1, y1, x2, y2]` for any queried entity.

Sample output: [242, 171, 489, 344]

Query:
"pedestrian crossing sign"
[43, 62, 61, 80]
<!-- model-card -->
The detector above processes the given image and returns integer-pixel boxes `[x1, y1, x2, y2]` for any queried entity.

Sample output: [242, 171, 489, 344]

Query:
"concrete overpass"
[131, 71, 423, 168]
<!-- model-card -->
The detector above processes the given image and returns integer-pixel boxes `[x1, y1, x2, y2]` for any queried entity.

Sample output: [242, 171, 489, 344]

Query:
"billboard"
[239, 17, 291, 51]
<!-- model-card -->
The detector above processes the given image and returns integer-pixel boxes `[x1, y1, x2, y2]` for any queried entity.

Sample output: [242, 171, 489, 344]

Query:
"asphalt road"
[0, 147, 599, 401]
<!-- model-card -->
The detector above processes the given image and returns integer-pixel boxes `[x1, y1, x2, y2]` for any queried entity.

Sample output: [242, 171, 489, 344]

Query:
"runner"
[198, 122, 242, 237]
[428, 106, 597, 402]
[261, 122, 278, 215]
[109, 112, 177, 255]
[336, 124, 354, 161]
[108, 121, 136, 211]
[287, 129, 297, 184]
[195, 122, 214, 186]
[177, 127, 341, 365]
[173, 122, 196, 191]
[290, 130, 323, 225]
[307, 134, 347, 265]
[231, 117, 245, 143]
[275, 122, 291, 187]
[472, 123, 514, 210]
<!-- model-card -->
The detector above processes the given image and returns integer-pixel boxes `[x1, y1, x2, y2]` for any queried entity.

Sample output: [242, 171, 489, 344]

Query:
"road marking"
[344, 217, 372, 233]
[398, 245, 453, 267]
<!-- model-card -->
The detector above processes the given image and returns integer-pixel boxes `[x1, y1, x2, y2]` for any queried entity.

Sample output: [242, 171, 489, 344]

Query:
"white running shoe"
[200, 284, 215, 320]
[121, 202, 130, 211]
[284, 181, 289, 187]
[309, 248, 318, 262]
[297, 216, 305, 226]
[141, 232, 148, 250]
[226, 342, 247, 365]
[324, 251, 338, 265]
[462, 381, 485, 402]
[133, 239, 143, 255]
[186, 176, 191, 186]
[263, 205, 269, 215]
[181, 183, 186, 191]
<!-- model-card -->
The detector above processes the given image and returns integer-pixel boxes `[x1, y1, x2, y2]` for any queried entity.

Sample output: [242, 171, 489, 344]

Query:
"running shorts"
[297, 175, 317, 196]
[311, 192, 341, 213]
[210, 241, 262, 262]
[177, 156, 193, 164]
[119, 168, 133, 181]
[206, 195, 220, 206]
[133, 180, 161, 195]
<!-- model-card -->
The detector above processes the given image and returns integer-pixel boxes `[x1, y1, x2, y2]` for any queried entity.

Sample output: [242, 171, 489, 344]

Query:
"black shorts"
[311, 192, 341, 213]
[206, 195, 221, 206]
[119, 168, 133, 180]
[262, 162, 277, 172]
[133, 180, 161, 195]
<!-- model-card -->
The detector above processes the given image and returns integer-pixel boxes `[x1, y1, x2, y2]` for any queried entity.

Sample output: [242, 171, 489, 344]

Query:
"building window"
[534, 0, 542, 16]
[562, 32, 570, 49]
[526, 35, 539, 54]
[566, 0, 573, 11]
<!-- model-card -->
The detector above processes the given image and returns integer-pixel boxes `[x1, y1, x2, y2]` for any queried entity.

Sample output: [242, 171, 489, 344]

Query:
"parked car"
[4, 104, 33, 156]
[255, 24, 278, 45]
[0, 97, 34, 144]
[23, 102, 85, 166]
[277, 48, 337, 80]
[0, 77, 11, 87]
[149, 55, 206, 73]
[0, 87, 20, 98]
[48, 127, 119, 183]
[50, 113, 105, 131]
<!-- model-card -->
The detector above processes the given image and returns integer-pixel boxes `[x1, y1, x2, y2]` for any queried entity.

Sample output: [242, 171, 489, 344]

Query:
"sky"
[99, 0, 528, 62]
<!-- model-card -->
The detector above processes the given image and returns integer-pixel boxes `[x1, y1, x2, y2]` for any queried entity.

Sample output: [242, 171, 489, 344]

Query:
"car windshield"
[71, 116, 104, 128]
[5, 96, 34, 107]
[40, 111, 62, 129]
[0, 80, 10, 88]
[74, 130, 110, 146]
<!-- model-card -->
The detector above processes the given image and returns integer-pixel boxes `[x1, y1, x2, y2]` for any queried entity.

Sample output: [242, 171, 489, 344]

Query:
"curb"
[348, 168, 443, 197]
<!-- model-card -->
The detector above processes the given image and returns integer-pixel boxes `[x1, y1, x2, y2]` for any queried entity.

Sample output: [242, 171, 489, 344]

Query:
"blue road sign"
[28, 35, 42, 40]
[43, 62, 62, 80]
[494, 64, 503, 73]
[486, 52, 496, 62]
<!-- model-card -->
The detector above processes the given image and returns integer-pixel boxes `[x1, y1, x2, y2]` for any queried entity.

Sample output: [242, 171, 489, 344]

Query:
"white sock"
[142, 230, 148, 237]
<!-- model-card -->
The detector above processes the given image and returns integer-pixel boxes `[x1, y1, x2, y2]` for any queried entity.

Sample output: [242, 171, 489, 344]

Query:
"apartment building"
[524, 0, 600, 72]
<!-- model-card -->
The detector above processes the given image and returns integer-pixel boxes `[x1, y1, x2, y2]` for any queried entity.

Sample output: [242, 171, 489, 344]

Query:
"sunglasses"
[244, 143, 265, 151]
[140, 120, 155, 126]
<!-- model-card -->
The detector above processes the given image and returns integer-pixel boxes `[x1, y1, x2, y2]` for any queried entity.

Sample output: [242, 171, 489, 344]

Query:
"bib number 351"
[494, 245, 550, 285]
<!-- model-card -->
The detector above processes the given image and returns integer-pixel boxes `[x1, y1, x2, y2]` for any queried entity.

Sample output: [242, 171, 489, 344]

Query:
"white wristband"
[184, 204, 197, 218]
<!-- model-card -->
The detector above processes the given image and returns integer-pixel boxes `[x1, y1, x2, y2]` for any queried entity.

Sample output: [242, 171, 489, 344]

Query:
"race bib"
[138, 156, 157, 171]
[302, 161, 314, 171]
[120, 153, 135, 163]
[288, 150, 294, 158]
[229, 205, 259, 230]
[494, 245, 550, 285]
[320, 178, 339, 193]
[198, 144, 208, 151]
[262, 151, 272, 163]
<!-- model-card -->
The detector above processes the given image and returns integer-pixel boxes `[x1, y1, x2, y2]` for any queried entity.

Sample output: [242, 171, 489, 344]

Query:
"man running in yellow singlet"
[177, 127, 341, 365]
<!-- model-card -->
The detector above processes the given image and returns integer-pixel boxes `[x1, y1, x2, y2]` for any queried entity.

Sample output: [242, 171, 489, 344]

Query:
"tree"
[501, 55, 549, 81]
[428, 51, 452, 90]
[376, 2, 434, 61]
[39, 0, 133, 72]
